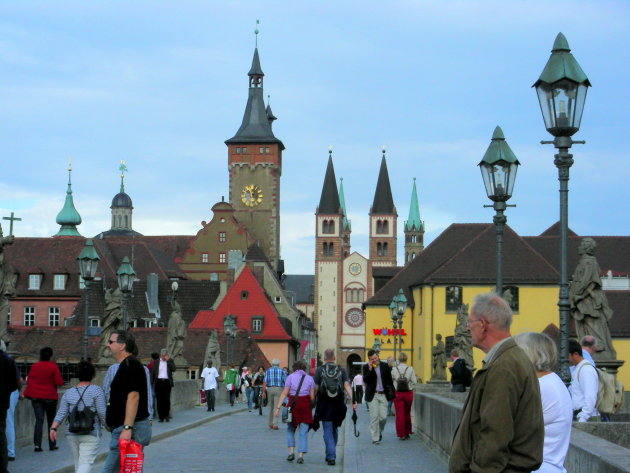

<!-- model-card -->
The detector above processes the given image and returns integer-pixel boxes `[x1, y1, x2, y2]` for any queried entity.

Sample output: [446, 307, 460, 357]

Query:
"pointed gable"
[189, 266, 291, 340]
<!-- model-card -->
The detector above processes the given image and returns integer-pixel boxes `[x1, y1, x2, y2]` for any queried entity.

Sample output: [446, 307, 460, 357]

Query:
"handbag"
[199, 389, 206, 405]
[282, 374, 306, 423]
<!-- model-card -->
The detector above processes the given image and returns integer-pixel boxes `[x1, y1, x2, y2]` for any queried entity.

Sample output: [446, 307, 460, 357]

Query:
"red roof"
[189, 266, 291, 340]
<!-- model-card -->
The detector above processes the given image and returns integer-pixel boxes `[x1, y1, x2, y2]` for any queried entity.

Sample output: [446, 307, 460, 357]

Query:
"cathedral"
[313, 149, 424, 371]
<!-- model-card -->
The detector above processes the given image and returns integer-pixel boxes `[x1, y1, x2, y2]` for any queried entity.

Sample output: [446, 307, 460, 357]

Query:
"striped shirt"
[264, 366, 287, 387]
[53, 385, 107, 436]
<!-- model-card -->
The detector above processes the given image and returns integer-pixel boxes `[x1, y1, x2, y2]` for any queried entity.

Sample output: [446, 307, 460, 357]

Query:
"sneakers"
[372, 440, 381, 445]
[297, 457, 304, 464]
[326, 459, 336, 465]
[287, 453, 295, 462]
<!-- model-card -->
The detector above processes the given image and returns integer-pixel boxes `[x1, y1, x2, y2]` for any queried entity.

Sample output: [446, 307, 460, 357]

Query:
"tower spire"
[404, 177, 424, 263]
[317, 148, 341, 214]
[371, 147, 396, 214]
[405, 178, 423, 232]
[119, 160, 128, 193]
[54, 158, 82, 237]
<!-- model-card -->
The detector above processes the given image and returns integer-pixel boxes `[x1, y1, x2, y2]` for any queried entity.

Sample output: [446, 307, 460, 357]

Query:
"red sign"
[372, 328, 407, 336]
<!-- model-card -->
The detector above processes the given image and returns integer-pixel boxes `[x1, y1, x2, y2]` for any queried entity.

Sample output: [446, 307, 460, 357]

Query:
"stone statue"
[98, 287, 123, 360]
[203, 329, 222, 369]
[431, 334, 447, 380]
[454, 304, 474, 370]
[372, 338, 382, 353]
[569, 237, 617, 360]
[167, 297, 186, 360]
[0, 224, 16, 343]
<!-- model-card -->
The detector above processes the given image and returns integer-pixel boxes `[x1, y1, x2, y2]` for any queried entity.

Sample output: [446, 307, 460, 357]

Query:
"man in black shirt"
[102, 330, 152, 473]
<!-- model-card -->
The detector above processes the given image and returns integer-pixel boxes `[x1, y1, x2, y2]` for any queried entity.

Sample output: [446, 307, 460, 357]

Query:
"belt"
[376, 390, 385, 394]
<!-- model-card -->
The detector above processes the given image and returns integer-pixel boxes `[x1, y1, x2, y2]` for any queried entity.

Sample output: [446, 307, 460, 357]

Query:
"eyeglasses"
[107, 339, 121, 345]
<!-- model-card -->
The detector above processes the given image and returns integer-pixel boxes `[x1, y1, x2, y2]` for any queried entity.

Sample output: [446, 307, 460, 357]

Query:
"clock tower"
[225, 47, 285, 270]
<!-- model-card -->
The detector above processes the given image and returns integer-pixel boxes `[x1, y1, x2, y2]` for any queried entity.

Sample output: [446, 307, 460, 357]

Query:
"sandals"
[287, 453, 295, 462]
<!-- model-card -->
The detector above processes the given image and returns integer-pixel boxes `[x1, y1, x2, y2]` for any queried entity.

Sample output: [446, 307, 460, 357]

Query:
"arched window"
[377, 243, 383, 256]
[383, 220, 388, 233]
[383, 242, 388, 256]
[329, 220, 335, 234]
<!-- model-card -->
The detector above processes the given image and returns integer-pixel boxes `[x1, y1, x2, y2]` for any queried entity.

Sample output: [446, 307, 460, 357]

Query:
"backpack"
[319, 364, 343, 398]
[577, 363, 625, 415]
[395, 366, 410, 392]
[68, 386, 96, 435]
[461, 363, 473, 388]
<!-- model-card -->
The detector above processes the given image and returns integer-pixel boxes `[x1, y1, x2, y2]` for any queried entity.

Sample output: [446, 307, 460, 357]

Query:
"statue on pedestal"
[167, 296, 187, 361]
[454, 304, 474, 370]
[431, 334, 447, 380]
[0, 224, 16, 343]
[203, 329, 222, 369]
[98, 287, 123, 361]
[569, 237, 617, 361]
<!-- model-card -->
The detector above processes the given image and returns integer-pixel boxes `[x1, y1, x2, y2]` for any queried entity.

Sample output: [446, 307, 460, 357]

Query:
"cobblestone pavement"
[15, 401, 447, 473]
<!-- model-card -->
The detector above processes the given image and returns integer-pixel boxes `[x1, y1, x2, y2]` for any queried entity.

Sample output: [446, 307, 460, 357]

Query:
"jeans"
[367, 393, 388, 441]
[246, 387, 254, 410]
[451, 384, 465, 393]
[0, 409, 7, 473]
[393, 390, 413, 437]
[322, 421, 339, 460]
[253, 387, 262, 407]
[286, 422, 309, 453]
[204, 389, 216, 411]
[100, 419, 152, 473]
[5, 390, 18, 457]
[31, 398, 57, 449]
[67, 434, 100, 473]
[229, 389, 236, 406]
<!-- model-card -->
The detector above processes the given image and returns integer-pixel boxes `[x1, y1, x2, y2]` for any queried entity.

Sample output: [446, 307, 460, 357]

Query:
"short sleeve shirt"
[314, 363, 349, 399]
[284, 370, 315, 397]
[201, 367, 219, 390]
[106, 356, 149, 428]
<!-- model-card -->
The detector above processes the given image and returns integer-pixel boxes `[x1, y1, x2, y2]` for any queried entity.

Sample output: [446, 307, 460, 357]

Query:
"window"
[323, 242, 334, 256]
[446, 286, 463, 311]
[89, 318, 100, 327]
[274, 296, 282, 303]
[241, 291, 249, 301]
[252, 317, 264, 333]
[219, 232, 226, 242]
[242, 147, 247, 154]
[236, 147, 242, 154]
[202, 253, 208, 263]
[265, 147, 270, 153]
[377, 242, 383, 256]
[259, 147, 265, 153]
[24, 307, 35, 326]
[219, 253, 226, 263]
[128, 319, 138, 328]
[503, 286, 519, 312]
[48, 307, 60, 327]
[376, 220, 389, 234]
[53, 274, 66, 290]
[383, 242, 388, 256]
[220, 217, 225, 223]
[322, 220, 335, 234]
[28, 274, 41, 290]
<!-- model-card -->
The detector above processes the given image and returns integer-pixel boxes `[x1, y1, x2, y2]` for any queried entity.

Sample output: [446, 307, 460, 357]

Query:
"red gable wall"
[189, 266, 291, 340]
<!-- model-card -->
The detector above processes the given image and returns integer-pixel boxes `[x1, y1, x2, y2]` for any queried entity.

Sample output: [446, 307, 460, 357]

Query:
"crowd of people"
[0, 291, 617, 473]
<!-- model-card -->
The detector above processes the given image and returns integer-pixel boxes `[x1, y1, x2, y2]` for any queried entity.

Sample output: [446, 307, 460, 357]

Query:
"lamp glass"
[535, 79, 588, 137]
[78, 258, 98, 280]
[480, 161, 518, 201]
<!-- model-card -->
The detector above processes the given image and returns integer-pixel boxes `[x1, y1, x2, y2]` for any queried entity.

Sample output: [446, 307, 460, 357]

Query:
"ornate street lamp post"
[389, 289, 408, 361]
[389, 300, 398, 361]
[534, 33, 590, 385]
[77, 239, 100, 360]
[116, 256, 136, 329]
[479, 126, 520, 295]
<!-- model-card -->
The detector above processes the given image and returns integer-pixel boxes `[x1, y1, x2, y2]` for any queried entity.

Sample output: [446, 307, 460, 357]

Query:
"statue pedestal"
[173, 357, 189, 381]
[596, 359, 625, 376]
[427, 380, 450, 387]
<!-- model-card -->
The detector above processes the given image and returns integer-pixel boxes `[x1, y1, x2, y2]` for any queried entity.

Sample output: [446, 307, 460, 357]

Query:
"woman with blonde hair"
[514, 332, 572, 473]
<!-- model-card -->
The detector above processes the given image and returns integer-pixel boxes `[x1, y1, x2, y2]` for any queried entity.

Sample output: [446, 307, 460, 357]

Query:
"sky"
[1, 1, 628, 274]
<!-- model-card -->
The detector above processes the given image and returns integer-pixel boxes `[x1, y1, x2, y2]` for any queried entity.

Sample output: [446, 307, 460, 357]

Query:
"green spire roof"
[534, 33, 591, 87]
[405, 178, 423, 232]
[339, 178, 351, 231]
[55, 164, 82, 237]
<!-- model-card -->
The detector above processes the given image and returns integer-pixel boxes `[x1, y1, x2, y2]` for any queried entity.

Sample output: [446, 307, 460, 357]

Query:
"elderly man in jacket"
[449, 293, 544, 473]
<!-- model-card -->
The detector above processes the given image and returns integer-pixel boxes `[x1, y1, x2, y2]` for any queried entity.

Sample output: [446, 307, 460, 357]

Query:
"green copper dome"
[55, 167, 82, 237]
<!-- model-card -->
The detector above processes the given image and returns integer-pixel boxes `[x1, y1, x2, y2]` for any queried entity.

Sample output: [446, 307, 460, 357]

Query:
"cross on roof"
[2, 212, 21, 236]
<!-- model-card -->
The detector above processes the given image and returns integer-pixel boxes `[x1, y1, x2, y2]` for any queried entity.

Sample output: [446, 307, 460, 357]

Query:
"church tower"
[110, 162, 134, 234]
[404, 178, 424, 264]
[54, 162, 82, 237]
[338, 177, 352, 258]
[369, 149, 397, 267]
[225, 43, 285, 270]
[314, 151, 344, 352]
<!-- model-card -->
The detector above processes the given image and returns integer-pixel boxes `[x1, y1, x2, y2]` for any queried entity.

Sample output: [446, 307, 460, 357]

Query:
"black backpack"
[319, 364, 343, 398]
[68, 386, 96, 435]
[395, 366, 410, 392]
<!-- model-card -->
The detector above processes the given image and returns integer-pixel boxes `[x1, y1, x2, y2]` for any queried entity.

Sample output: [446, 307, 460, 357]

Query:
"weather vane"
[119, 160, 128, 192]
[68, 156, 73, 172]
[255, 19, 260, 47]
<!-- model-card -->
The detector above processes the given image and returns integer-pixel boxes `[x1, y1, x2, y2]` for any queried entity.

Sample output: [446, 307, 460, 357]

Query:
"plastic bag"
[199, 389, 206, 405]
[119, 438, 144, 473]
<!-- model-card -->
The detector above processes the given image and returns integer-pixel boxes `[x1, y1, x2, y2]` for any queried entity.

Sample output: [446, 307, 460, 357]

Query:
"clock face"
[349, 262, 362, 276]
[345, 308, 365, 328]
[241, 184, 263, 207]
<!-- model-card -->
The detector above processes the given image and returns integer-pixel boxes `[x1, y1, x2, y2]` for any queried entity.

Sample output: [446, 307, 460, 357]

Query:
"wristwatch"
[123, 425, 134, 430]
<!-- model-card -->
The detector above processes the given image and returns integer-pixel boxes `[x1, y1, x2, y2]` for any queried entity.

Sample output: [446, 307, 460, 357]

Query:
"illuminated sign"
[372, 328, 407, 336]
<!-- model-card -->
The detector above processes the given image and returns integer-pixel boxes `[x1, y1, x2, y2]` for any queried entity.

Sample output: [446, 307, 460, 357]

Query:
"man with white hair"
[449, 293, 544, 473]
[262, 359, 286, 430]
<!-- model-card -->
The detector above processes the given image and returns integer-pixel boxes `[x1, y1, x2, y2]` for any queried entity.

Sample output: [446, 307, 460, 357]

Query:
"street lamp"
[479, 126, 520, 295]
[389, 289, 408, 361]
[116, 256, 136, 329]
[534, 33, 590, 385]
[77, 239, 100, 360]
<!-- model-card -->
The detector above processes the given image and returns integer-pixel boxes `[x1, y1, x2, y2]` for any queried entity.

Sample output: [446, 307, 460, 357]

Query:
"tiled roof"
[282, 275, 314, 304]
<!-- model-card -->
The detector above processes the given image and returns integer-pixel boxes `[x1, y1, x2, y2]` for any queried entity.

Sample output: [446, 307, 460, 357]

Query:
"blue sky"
[1, 1, 628, 274]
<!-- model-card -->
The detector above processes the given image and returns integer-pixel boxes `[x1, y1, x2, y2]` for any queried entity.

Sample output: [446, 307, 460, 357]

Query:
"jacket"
[449, 338, 544, 473]
[23, 360, 64, 400]
[150, 358, 176, 387]
[449, 358, 468, 386]
[362, 361, 394, 403]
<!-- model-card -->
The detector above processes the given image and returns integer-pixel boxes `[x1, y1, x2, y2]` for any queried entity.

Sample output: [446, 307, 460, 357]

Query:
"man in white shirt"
[200, 360, 220, 412]
[569, 339, 599, 422]
[352, 373, 363, 404]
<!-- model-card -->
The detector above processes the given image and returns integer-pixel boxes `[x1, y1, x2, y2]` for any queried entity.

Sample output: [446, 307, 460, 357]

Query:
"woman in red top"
[23, 346, 64, 452]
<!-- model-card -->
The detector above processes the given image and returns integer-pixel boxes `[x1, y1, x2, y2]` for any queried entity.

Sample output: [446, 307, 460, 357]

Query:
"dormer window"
[53, 274, 66, 290]
[202, 253, 208, 263]
[252, 316, 264, 333]
[28, 274, 42, 290]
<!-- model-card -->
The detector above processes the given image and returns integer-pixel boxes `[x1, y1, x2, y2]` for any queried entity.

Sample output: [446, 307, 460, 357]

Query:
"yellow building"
[364, 223, 630, 386]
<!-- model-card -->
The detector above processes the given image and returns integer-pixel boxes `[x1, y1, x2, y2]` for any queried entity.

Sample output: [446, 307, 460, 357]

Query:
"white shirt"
[352, 374, 363, 388]
[570, 359, 599, 422]
[534, 372, 573, 473]
[569, 349, 594, 375]
[201, 366, 219, 390]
